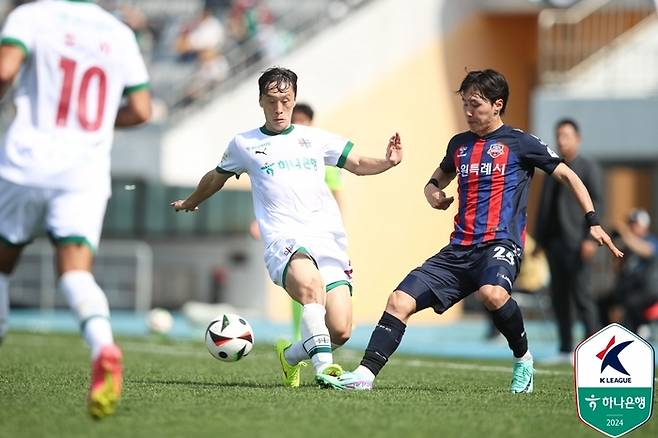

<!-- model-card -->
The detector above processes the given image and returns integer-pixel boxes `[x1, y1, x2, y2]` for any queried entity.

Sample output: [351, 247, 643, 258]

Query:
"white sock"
[300, 303, 333, 372]
[283, 339, 345, 366]
[514, 350, 533, 363]
[0, 274, 9, 340]
[355, 365, 375, 382]
[58, 270, 114, 359]
[284, 340, 307, 365]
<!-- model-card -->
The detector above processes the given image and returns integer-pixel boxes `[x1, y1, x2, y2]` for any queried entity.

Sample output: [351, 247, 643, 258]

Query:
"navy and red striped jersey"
[439, 124, 562, 249]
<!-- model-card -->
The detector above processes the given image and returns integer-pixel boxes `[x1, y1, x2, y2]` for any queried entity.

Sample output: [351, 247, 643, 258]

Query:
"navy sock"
[360, 311, 406, 376]
[490, 298, 528, 358]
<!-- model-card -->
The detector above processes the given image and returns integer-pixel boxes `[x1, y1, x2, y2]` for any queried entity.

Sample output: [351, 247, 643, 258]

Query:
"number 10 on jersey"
[56, 57, 107, 132]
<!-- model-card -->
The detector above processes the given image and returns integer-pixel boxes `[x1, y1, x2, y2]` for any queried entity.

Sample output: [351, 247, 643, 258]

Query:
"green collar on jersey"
[260, 125, 295, 136]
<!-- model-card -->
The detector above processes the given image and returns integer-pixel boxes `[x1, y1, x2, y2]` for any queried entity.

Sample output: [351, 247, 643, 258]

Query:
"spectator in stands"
[227, 0, 290, 64]
[175, 5, 229, 104]
[101, 1, 154, 58]
[611, 209, 658, 333]
[535, 118, 603, 362]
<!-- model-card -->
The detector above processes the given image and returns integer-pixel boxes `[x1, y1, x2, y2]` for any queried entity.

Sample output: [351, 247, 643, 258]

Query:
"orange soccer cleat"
[87, 344, 123, 419]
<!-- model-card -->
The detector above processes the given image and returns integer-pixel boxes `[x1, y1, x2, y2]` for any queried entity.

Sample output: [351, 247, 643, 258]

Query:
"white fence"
[10, 239, 153, 312]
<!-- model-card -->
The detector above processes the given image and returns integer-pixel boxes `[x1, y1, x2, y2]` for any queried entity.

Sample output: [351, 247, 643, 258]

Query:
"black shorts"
[396, 239, 522, 314]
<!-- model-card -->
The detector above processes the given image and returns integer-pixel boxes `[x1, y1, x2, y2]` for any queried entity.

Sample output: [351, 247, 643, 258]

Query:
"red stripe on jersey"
[483, 144, 510, 241]
[459, 139, 485, 246]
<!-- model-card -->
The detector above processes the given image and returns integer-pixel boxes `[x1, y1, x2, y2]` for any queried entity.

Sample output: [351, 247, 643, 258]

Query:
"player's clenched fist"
[424, 185, 454, 210]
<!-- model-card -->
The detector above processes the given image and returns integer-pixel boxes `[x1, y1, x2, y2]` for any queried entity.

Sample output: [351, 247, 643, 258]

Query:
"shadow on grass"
[127, 378, 281, 389]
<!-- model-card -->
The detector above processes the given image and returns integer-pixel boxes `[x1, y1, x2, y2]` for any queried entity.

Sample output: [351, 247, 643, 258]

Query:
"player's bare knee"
[292, 276, 325, 305]
[386, 291, 416, 321]
[477, 286, 509, 310]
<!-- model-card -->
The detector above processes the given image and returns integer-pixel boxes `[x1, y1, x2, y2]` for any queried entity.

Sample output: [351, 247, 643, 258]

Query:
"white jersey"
[218, 124, 353, 248]
[0, 0, 149, 193]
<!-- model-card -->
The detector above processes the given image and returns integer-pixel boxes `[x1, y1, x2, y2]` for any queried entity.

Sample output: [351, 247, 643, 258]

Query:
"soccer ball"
[146, 308, 173, 334]
[205, 313, 254, 362]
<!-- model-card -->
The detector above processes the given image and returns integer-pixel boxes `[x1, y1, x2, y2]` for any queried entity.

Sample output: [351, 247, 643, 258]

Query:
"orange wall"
[266, 13, 540, 325]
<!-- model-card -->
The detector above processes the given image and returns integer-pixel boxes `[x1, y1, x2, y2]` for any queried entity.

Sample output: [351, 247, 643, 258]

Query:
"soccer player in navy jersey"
[333, 69, 623, 392]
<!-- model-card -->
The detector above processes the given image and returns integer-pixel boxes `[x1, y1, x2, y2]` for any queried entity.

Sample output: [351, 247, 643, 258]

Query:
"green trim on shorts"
[0, 234, 28, 247]
[80, 315, 109, 331]
[336, 141, 354, 168]
[281, 247, 317, 289]
[326, 280, 353, 296]
[50, 234, 97, 253]
[0, 37, 29, 57]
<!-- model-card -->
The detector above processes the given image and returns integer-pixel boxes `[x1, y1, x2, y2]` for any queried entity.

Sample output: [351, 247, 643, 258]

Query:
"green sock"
[292, 300, 302, 341]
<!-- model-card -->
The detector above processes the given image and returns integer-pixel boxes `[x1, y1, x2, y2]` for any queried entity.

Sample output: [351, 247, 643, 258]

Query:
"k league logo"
[575, 323, 655, 437]
[597, 336, 633, 380]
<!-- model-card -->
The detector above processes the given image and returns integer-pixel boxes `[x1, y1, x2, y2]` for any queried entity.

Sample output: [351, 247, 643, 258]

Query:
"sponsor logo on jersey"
[456, 145, 468, 157]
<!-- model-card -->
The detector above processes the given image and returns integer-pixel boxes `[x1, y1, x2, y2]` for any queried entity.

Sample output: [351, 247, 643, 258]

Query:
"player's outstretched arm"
[0, 44, 25, 99]
[551, 162, 624, 258]
[342, 133, 402, 176]
[424, 167, 455, 210]
[170, 169, 231, 212]
[115, 89, 152, 127]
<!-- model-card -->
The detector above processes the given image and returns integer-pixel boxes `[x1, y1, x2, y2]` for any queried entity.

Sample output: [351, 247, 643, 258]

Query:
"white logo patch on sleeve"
[546, 146, 559, 158]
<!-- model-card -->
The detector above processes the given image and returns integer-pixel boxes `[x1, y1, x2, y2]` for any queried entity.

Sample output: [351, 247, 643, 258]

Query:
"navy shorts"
[396, 239, 522, 314]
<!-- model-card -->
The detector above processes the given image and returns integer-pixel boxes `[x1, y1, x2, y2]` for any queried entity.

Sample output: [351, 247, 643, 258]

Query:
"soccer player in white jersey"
[171, 67, 402, 388]
[0, 0, 151, 418]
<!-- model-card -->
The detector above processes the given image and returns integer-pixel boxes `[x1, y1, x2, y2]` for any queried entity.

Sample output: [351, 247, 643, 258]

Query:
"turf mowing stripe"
[14, 333, 658, 382]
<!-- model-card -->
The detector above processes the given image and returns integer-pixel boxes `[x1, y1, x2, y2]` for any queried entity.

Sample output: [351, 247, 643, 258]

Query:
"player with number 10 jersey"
[0, 0, 151, 419]
[0, 0, 149, 194]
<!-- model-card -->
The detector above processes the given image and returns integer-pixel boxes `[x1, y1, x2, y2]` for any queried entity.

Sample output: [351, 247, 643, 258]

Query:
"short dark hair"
[258, 67, 297, 97]
[293, 103, 314, 121]
[457, 69, 509, 115]
[555, 118, 580, 134]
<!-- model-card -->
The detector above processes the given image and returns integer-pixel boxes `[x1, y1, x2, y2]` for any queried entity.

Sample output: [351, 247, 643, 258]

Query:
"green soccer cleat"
[510, 358, 534, 393]
[275, 339, 306, 388]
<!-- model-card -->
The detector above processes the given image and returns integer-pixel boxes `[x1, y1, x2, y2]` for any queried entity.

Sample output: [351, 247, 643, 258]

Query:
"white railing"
[538, 0, 657, 83]
[9, 239, 153, 312]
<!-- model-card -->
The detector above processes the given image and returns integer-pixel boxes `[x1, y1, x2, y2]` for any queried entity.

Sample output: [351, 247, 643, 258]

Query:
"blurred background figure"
[534, 118, 603, 363]
[175, 5, 229, 106]
[609, 209, 658, 335]
[100, 0, 155, 58]
[227, 0, 290, 65]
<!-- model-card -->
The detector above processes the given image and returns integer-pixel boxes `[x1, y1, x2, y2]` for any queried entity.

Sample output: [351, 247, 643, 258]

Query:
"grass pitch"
[0, 331, 655, 438]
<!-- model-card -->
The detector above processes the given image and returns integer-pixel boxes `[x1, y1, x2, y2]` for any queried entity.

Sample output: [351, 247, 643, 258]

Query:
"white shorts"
[0, 177, 109, 249]
[264, 235, 353, 293]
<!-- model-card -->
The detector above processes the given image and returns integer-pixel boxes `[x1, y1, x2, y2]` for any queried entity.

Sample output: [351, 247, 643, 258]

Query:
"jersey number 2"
[56, 57, 107, 131]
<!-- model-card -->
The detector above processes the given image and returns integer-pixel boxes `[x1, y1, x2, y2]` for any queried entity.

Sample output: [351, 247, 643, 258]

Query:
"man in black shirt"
[535, 118, 603, 361]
